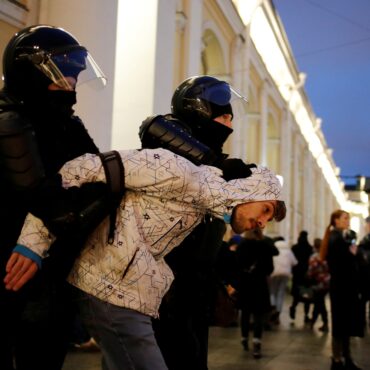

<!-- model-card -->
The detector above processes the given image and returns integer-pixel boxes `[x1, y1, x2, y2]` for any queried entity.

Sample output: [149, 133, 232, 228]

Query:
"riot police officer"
[0, 25, 111, 370]
[140, 75, 253, 370]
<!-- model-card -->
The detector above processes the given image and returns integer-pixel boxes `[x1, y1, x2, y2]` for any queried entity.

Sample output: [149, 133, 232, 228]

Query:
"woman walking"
[320, 210, 364, 370]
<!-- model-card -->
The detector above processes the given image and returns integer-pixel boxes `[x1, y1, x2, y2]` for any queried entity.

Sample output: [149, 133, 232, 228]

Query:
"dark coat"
[327, 229, 365, 337]
[291, 237, 313, 296]
[0, 90, 103, 370]
[358, 234, 370, 302]
[0, 95, 100, 280]
[236, 237, 275, 313]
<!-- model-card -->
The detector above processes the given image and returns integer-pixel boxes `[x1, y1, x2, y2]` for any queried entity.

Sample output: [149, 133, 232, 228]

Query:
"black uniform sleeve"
[19, 114, 113, 238]
[26, 176, 112, 236]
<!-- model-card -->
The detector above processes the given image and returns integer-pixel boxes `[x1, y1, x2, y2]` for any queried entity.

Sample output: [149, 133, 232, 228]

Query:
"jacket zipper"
[152, 219, 182, 257]
[121, 248, 139, 279]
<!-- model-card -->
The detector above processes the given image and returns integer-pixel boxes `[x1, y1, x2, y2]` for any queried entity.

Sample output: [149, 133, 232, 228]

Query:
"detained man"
[5, 147, 286, 370]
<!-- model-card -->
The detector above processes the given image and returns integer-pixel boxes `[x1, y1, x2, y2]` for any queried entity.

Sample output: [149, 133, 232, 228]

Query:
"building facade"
[0, 0, 368, 243]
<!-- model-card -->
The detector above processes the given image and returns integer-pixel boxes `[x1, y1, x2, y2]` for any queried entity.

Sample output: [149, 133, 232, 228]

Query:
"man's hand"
[220, 158, 256, 181]
[4, 253, 38, 291]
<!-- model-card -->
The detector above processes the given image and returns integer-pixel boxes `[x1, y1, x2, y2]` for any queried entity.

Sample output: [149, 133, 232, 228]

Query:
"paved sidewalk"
[63, 303, 370, 370]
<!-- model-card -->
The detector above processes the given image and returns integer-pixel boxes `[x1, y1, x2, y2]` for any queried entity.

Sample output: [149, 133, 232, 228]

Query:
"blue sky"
[272, 0, 370, 184]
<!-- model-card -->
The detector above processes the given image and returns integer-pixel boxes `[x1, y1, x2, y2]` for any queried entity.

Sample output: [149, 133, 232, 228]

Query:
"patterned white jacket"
[18, 148, 282, 317]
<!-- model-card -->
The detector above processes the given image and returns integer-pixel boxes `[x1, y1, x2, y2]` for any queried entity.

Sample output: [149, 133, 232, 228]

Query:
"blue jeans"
[75, 289, 168, 370]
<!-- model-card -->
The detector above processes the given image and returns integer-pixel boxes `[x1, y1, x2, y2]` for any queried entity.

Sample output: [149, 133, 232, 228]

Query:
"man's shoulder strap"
[98, 150, 125, 243]
[98, 150, 125, 197]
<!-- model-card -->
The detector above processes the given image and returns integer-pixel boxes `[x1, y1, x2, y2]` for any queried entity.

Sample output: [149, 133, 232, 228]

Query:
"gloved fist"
[220, 158, 256, 181]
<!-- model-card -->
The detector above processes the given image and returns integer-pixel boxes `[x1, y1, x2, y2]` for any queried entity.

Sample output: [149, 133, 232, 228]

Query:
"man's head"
[222, 165, 286, 233]
[231, 200, 286, 233]
[171, 75, 247, 153]
[2, 25, 106, 111]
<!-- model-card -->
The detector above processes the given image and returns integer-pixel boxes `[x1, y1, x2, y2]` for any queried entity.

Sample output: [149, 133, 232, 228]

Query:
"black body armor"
[0, 93, 44, 189]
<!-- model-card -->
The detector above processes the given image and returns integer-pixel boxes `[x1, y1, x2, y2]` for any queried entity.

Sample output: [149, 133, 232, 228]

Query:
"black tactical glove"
[220, 158, 257, 181]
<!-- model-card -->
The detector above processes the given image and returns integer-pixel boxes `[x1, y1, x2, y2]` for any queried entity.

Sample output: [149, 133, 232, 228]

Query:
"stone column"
[279, 107, 292, 240]
[259, 80, 268, 166]
[184, 0, 203, 77]
[111, 0, 177, 149]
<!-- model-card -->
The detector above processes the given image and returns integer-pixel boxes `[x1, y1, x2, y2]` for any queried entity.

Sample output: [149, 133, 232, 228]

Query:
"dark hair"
[297, 230, 309, 244]
[274, 200, 286, 222]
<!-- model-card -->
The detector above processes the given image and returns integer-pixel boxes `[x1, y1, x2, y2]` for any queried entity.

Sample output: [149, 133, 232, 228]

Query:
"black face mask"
[23, 87, 77, 119]
[194, 119, 233, 153]
[44, 90, 77, 116]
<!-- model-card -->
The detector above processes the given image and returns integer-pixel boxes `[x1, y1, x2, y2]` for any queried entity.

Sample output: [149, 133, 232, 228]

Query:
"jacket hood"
[219, 165, 283, 218]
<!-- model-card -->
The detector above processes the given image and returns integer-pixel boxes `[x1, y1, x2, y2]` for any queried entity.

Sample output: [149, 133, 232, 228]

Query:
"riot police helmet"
[2, 25, 106, 102]
[171, 75, 248, 152]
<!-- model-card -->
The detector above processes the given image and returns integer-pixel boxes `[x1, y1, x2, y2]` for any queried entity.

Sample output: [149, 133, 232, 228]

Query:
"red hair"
[319, 209, 349, 261]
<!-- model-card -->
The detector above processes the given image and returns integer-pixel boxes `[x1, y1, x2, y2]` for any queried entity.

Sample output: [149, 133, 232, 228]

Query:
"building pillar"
[184, 0, 203, 77]
[291, 133, 301, 243]
[279, 107, 291, 240]
[112, 0, 177, 149]
[259, 80, 268, 166]
[303, 151, 313, 239]
[318, 169, 326, 235]
[229, 33, 247, 159]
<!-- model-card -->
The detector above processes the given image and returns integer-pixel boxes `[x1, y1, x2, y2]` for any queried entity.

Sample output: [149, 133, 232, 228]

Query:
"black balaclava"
[191, 102, 233, 154]
[19, 65, 77, 119]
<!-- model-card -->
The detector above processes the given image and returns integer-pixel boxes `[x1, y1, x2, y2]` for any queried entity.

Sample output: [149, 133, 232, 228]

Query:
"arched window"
[201, 28, 226, 76]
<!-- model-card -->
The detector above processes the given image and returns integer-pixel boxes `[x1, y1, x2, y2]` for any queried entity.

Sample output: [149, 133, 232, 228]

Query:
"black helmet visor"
[183, 81, 248, 122]
[200, 81, 232, 105]
[17, 46, 107, 90]
[197, 81, 247, 105]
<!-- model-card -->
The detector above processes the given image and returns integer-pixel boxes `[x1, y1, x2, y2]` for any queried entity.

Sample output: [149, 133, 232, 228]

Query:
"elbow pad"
[139, 114, 218, 165]
[0, 112, 45, 189]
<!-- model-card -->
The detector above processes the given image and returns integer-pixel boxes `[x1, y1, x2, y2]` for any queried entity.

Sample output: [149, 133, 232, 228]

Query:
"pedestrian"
[307, 238, 330, 332]
[289, 230, 314, 324]
[320, 210, 364, 370]
[0, 24, 111, 370]
[269, 237, 298, 325]
[235, 228, 276, 359]
[6, 148, 287, 370]
[213, 234, 243, 328]
[140, 75, 255, 370]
